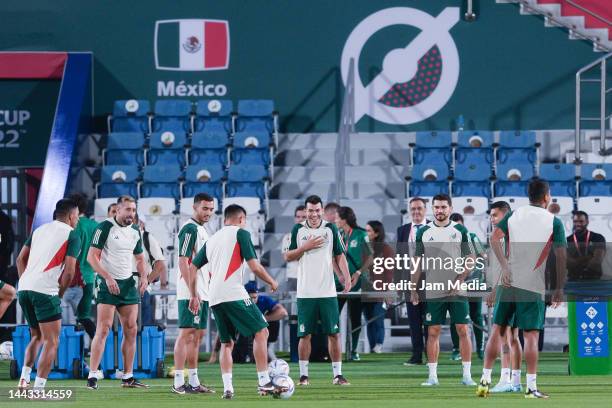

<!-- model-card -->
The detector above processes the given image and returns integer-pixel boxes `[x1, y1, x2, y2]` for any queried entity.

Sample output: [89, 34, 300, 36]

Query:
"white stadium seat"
[136, 197, 177, 255]
[577, 196, 612, 241]
[549, 196, 574, 234]
[93, 197, 118, 222]
[493, 196, 529, 210]
[452, 196, 489, 215]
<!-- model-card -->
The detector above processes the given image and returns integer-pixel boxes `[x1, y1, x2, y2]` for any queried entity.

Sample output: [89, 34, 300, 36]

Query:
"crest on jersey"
[426, 313, 432, 321]
[194, 315, 201, 324]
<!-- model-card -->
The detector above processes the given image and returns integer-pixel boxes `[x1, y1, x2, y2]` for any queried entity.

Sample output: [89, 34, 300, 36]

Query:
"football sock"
[332, 362, 342, 377]
[188, 368, 200, 387]
[500, 368, 511, 384]
[174, 370, 184, 388]
[20, 366, 32, 381]
[481, 368, 492, 383]
[512, 370, 522, 387]
[222, 373, 233, 392]
[427, 363, 438, 380]
[526, 373, 537, 391]
[258, 371, 271, 386]
[33, 376, 46, 389]
[299, 360, 309, 377]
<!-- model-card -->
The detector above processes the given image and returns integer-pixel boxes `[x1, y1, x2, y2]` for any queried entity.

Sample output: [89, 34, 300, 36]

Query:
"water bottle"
[457, 114, 465, 132]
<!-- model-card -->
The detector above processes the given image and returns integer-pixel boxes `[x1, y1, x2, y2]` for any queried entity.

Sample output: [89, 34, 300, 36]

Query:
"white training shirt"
[91, 217, 143, 280]
[176, 219, 210, 301]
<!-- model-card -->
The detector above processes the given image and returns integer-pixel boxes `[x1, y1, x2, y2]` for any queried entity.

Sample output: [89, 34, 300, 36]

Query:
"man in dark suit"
[396, 197, 429, 365]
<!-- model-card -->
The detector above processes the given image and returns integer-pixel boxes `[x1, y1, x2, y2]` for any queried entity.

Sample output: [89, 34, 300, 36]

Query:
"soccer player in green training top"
[172, 193, 215, 394]
[188, 204, 279, 399]
[477, 180, 566, 399]
[335, 206, 372, 361]
[285, 195, 352, 386]
[15, 198, 81, 392]
[86, 196, 149, 390]
[449, 213, 485, 361]
[68, 193, 98, 341]
[411, 194, 476, 387]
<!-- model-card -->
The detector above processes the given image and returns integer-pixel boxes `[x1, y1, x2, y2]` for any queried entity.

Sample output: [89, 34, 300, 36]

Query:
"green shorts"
[297, 297, 340, 337]
[77, 283, 94, 320]
[18, 290, 61, 327]
[178, 299, 209, 329]
[94, 275, 139, 307]
[493, 287, 545, 331]
[211, 299, 268, 343]
[425, 297, 470, 326]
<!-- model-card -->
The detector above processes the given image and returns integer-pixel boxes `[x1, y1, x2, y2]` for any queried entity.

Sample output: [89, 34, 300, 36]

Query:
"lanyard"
[573, 230, 591, 257]
[343, 228, 353, 251]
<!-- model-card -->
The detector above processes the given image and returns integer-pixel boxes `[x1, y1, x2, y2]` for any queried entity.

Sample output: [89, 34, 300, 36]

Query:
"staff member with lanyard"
[566, 210, 605, 282]
[335, 206, 372, 361]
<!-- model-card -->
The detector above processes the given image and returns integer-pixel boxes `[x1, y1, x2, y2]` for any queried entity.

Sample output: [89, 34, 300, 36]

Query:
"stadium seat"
[497, 130, 538, 165]
[578, 197, 612, 241]
[494, 181, 528, 197]
[452, 197, 489, 215]
[97, 165, 140, 198]
[579, 164, 612, 196]
[140, 165, 183, 199]
[151, 99, 192, 133]
[94, 198, 118, 222]
[493, 196, 529, 210]
[194, 99, 234, 133]
[146, 131, 188, 166]
[109, 99, 150, 133]
[236, 100, 277, 139]
[540, 163, 577, 197]
[188, 131, 230, 167]
[137, 197, 178, 252]
[182, 164, 225, 202]
[494, 163, 534, 198]
[231, 131, 272, 166]
[412, 131, 453, 166]
[455, 131, 494, 164]
[226, 164, 269, 203]
[454, 161, 492, 181]
[222, 197, 265, 247]
[104, 132, 145, 166]
[408, 163, 450, 197]
[548, 196, 574, 232]
[452, 181, 492, 197]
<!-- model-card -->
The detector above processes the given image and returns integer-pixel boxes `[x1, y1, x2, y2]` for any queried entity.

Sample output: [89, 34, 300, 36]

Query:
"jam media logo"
[341, 7, 460, 125]
[155, 19, 230, 71]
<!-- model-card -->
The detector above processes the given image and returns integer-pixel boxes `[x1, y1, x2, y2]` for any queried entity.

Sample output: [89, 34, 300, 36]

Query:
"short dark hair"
[432, 193, 452, 206]
[305, 195, 323, 207]
[490, 200, 511, 213]
[294, 205, 306, 216]
[449, 213, 464, 224]
[573, 210, 589, 221]
[528, 179, 550, 203]
[224, 204, 246, 219]
[117, 195, 136, 205]
[409, 197, 427, 206]
[324, 202, 339, 212]
[55, 198, 78, 219]
[107, 203, 117, 213]
[67, 192, 88, 214]
[194, 193, 214, 204]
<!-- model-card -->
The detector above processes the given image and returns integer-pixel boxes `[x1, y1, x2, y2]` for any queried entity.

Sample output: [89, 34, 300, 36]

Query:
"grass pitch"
[0, 352, 610, 407]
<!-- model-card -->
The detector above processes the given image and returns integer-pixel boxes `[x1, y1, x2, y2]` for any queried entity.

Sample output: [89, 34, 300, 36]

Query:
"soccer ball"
[0, 341, 13, 360]
[272, 374, 295, 399]
[268, 359, 290, 377]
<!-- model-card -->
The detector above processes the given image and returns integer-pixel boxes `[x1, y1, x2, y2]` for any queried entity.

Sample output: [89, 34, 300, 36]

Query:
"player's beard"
[435, 213, 447, 222]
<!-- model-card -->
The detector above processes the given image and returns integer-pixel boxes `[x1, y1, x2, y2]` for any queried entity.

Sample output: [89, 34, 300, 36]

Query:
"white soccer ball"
[272, 374, 295, 399]
[268, 359, 290, 378]
[0, 341, 13, 360]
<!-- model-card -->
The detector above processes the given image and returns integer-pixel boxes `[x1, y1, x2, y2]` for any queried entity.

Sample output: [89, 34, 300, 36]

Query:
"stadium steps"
[270, 182, 406, 199]
[274, 148, 411, 166]
[497, 0, 611, 52]
[273, 165, 408, 183]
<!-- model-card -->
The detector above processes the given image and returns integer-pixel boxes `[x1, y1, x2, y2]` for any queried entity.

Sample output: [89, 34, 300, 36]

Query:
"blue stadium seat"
[231, 131, 272, 165]
[188, 131, 229, 167]
[104, 132, 145, 166]
[454, 162, 492, 181]
[495, 181, 529, 197]
[497, 130, 537, 165]
[496, 164, 534, 181]
[452, 182, 491, 197]
[226, 164, 268, 201]
[412, 131, 452, 166]
[410, 181, 449, 197]
[182, 165, 225, 201]
[98, 165, 140, 198]
[194, 99, 233, 133]
[579, 164, 612, 196]
[409, 163, 449, 197]
[540, 163, 577, 197]
[456, 131, 494, 164]
[146, 131, 187, 166]
[151, 100, 192, 133]
[236, 99, 276, 136]
[140, 165, 182, 199]
[110, 99, 150, 133]
[98, 183, 139, 198]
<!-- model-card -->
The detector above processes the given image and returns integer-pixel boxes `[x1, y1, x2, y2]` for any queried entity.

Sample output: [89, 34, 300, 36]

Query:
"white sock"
[188, 368, 200, 387]
[512, 370, 521, 387]
[88, 370, 99, 379]
[122, 372, 133, 380]
[427, 363, 438, 380]
[257, 371, 271, 386]
[526, 373, 537, 391]
[332, 361, 342, 377]
[20, 366, 32, 381]
[462, 361, 472, 379]
[299, 360, 309, 377]
[222, 373, 233, 392]
[33, 376, 46, 389]
[500, 368, 511, 384]
[481, 368, 492, 383]
[174, 370, 184, 388]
